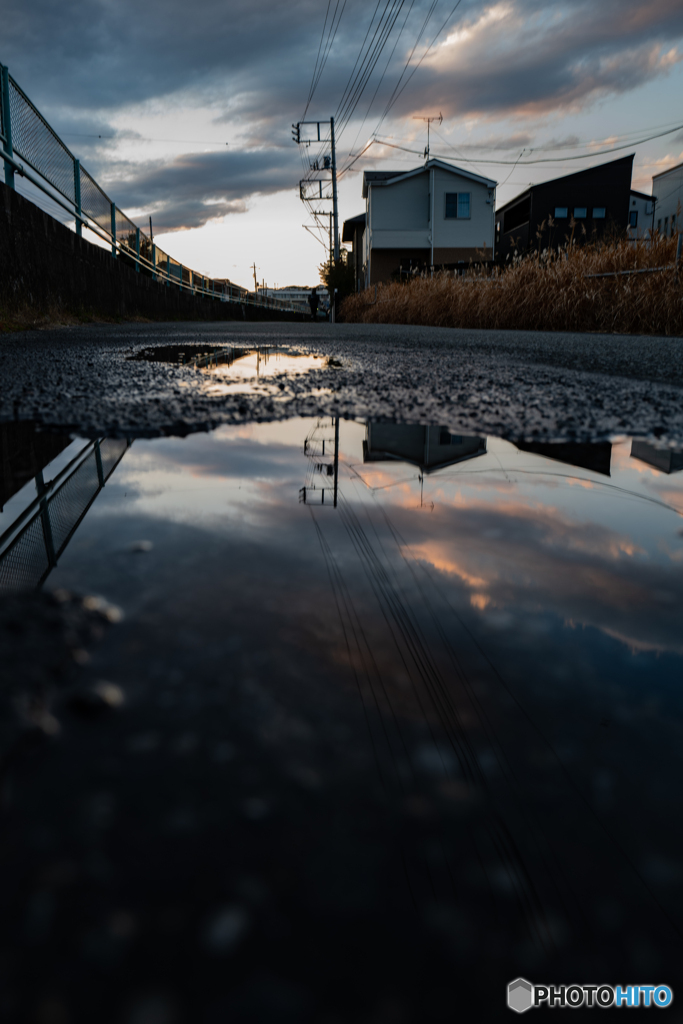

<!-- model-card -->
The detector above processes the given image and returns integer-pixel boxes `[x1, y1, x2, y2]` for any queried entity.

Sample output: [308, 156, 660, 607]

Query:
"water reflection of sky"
[7, 417, 683, 981]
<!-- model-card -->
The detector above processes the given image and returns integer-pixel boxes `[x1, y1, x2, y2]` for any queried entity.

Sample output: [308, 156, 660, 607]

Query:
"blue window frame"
[574, 207, 587, 218]
[458, 192, 471, 219]
[592, 207, 606, 219]
[554, 207, 568, 218]
[629, 211, 638, 228]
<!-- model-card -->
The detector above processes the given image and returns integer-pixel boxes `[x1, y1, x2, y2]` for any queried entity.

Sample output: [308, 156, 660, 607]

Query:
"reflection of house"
[514, 441, 612, 476]
[631, 441, 683, 474]
[362, 159, 497, 286]
[364, 423, 486, 472]
[496, 156, 645, 261]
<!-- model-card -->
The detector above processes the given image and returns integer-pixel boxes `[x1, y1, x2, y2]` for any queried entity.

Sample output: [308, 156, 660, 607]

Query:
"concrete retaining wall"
[0, 182, 305, 324]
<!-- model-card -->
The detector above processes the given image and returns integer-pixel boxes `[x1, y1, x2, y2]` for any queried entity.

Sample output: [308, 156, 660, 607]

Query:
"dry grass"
[0, 300, 131, 333]
[341, 235, 683, 336]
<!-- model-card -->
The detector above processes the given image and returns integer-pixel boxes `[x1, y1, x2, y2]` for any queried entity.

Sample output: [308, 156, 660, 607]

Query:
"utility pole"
[330, 116, 339, 262]
[293, 118, 339, 263]
[252, 262, 258, 294]
[412, 112, 443, 160]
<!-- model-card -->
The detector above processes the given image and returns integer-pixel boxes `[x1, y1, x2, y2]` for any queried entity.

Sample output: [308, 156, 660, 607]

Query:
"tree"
[318, 248, 355, 300]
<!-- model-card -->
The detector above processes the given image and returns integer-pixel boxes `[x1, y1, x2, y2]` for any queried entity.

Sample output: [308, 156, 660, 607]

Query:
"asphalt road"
[1, 320, 682, 443]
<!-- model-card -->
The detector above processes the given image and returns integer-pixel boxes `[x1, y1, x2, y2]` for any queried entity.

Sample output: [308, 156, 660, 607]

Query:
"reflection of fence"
[0, 437, 129, 592]
[0, 61, 296, 313]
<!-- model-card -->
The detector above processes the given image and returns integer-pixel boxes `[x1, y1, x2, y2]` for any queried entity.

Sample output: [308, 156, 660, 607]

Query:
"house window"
[672, 214, 677, 234]
[574, 207, 587, 218]
[629, 211, 638, 228]
[658, 219, 662, 233]
[445, 192, 471, 219]
[664, 217, 669, 233]
[555, 207, 568, 218]
[592, 207, 606, 219]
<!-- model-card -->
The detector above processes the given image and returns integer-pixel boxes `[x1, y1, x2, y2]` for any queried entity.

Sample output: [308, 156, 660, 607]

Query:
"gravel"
[1, 319, 682, 443]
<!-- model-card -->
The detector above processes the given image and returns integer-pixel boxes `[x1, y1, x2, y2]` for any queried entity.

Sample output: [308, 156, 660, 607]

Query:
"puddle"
[2, 417, 683, 996]
[131, 344, 330, 395]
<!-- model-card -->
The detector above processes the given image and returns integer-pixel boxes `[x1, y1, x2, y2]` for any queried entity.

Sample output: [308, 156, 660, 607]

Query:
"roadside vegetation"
[341, 234, 683, 336]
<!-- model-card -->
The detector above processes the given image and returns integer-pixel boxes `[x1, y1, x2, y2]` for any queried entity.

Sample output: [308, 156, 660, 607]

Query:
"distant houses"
[342, 152, 678, 290]
[495, 155, 653, 260]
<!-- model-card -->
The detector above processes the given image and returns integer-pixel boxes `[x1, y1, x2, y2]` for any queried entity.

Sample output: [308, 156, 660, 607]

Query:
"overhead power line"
[376, 0, 465, 130]
[303, 0, 347, 120]
[370, 121, 683, 165]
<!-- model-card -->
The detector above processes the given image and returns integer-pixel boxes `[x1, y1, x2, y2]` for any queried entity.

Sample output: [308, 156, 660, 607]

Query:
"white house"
[653, 161, 683, 237]
[627, 190, 656, 240]
[361, 158, 497, 286]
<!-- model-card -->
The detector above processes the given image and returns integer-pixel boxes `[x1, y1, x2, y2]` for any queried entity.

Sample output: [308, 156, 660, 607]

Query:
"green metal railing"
[0, 61, 299, 313]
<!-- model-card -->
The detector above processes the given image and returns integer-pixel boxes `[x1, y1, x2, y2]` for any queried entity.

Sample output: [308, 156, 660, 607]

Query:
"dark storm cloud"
[404, 0, 683, 119]
[5, 0, 682, 120]
[101, 146, 303, 231]
[4, 0, 682, 226]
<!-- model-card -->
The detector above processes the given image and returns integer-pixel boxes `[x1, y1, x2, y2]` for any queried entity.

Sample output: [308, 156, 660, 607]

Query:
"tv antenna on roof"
[412, 113, 443, 159]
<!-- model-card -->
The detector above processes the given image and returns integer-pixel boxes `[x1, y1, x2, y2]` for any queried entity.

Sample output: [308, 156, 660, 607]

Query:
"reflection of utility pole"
[299, 417, 340, 507]
[333, 416, 339, 508]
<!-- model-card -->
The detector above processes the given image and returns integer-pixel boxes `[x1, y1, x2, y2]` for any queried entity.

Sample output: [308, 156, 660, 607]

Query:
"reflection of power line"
[0, 436, 130, 591]
[435, 466, 683, 518]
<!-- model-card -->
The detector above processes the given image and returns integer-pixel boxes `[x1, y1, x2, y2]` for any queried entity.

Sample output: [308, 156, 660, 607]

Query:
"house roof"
[362, 158, 496, 197]
[496, 154, 636, 216]
[653, 158, 683, 181]
[630, 189, 654, 201]
[341, 212, 366, 243]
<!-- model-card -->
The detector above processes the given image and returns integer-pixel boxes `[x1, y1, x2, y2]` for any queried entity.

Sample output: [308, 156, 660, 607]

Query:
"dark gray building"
[495, 155, 636, 261]
[341, 212, 366, 293]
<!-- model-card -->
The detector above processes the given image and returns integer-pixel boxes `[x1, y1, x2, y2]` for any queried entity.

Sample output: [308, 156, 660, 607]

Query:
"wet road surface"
[1, 325, 683, 1023]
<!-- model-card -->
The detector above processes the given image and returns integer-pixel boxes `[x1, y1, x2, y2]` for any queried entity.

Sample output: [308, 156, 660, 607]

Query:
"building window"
[592, 207, 606, 219]
[555, 207, 568, 218]
[658, 219, 662, 233]
[574, 207, 587, 218]
[672, 214, 677, 234]
[664, 217, 669, 233]
[439, 431, 463, 446]
[629, 211, 638, 228]
[445, 192, 471, 219]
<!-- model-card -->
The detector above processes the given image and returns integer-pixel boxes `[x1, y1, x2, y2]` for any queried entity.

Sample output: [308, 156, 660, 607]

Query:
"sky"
[3, 0, 683, 289]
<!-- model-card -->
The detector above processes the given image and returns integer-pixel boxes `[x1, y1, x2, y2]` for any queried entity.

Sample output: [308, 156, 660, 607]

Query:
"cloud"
[99, 147, 304, 231]
[5, 0, 683, 228]
[410, 1, 683, 118]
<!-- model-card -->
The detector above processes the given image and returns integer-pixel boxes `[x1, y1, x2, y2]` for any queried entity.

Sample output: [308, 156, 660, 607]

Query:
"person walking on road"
[308, 287, 319, 322]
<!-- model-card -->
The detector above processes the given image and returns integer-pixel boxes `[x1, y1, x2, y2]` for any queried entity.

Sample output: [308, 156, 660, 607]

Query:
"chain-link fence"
[0, 438, 130, 592]
[0, 60, 300, 311]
